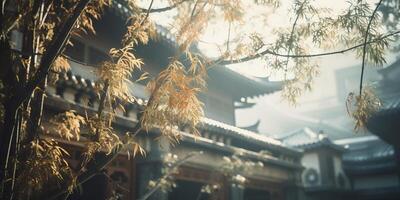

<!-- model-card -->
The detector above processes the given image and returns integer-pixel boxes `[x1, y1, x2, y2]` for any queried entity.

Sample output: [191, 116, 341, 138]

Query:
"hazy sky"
[143, 0, 393, 138]
[145, 0, 380, 78]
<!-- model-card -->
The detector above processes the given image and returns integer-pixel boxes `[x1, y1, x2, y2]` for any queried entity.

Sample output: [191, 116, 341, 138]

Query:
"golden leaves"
[220, 0, 244, 22]
[141, 53, 205, 143]
[281, 80, 303, 106]
[98, 47, 143, 103]
[49, 56, 71, 88]
[87, 116, 121, 150]
[80, 115, 122, 165]
[174, 1, 211, 51]
[18, 139, 71, 194]
[123, 14, 157, 47]
[52, 56, 71, 72]
[346, 88, 381, 131]
[51, 111, 86, 141]
[123, 133, 146, 158]
[254, 0, 280, 7]
[280, 57, 319, 105]
[73, 0, 111, 36]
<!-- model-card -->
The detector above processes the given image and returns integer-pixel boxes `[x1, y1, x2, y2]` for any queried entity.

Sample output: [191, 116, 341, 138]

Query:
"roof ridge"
[201, 117, 283, 146]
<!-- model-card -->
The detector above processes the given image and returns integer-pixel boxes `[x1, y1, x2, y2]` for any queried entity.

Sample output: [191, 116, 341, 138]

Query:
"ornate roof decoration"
[234, 101, 257, 109]
[238, 120, 260, 132]
[202, 118, 282, 147]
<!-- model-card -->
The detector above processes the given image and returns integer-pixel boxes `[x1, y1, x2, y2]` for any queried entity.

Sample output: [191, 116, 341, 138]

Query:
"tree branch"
[217, 30, 400, 65]
[140, 0, 189, 13]
[16, 0, 92, 107]
[46, 144, 124, 200]
[359, 0, 384, 95]
[140, 0, 155, 26]
[283, 0, 306, 79]
[137, 151, 202, 200]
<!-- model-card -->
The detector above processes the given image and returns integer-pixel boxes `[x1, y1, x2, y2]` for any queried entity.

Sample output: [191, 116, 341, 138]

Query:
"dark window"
[169, 180, 208, 200]
[244, 188, 271, 200]
[68, 171, 110, 200]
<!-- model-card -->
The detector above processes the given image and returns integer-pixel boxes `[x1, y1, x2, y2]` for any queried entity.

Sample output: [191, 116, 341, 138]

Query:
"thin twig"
[95, 80, 109, 141]
[46, 144, 124, 200]
[140, 0, 188, 13]
[1, 0, 7, 14]
[190, 0, 200, 19]
[140, 0, 154, 26]
[217, 30, 400, 65]
[226, 21, 231, 52]
[58, 29, 400, 69]
[137, 151, 202, 200]
[359, 0, 384, 95]
[8, 108, 21, 200]
[283, 0, 307, 80]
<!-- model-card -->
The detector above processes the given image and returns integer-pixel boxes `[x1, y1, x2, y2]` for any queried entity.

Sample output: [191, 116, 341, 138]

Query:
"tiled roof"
[279, 127, 319, 147]
[341, 137, 395, 162]
[379, 96, 400, 112]
[340, 137, 396, 174]
[278, 127, 345, 152]
[202, 118, 283, 147]
[54, 69, 298, 154]
[200, 118, 302, 155]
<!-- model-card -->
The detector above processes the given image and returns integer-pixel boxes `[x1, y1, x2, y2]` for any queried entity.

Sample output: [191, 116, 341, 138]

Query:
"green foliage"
[17, 139, 71, 195]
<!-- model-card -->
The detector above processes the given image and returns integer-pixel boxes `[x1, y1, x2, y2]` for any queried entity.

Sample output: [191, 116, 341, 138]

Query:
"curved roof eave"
[110, 1, 283, 99]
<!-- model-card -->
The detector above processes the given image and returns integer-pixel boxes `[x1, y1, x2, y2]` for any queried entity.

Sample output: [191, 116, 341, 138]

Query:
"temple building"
[34, 1, 400, 200]
[42, 1, 305, 200]
[279, 128, 350, 200]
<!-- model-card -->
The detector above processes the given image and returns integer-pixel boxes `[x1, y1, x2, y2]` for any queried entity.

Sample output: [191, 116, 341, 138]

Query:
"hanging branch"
[9, 108, 22, 200]
[140, 0, 155, 26]
[217, 29, 400, 65]
[283, 0, 307, 80]
[95, 80, 109, 141]
[359, 0, 384, 95]
[226, 21, 231, 52]
[140, 0, 189, 13]
[47, 144, 124, 200]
